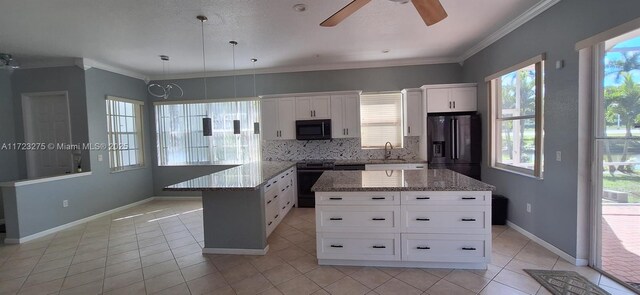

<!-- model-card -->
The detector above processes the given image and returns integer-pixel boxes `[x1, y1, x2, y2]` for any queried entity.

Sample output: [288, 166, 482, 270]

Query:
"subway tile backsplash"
[261, 137, 420, 161]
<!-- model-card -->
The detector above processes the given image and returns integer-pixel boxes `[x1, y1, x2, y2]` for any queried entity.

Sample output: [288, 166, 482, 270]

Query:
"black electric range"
[296, 160, 335, 208]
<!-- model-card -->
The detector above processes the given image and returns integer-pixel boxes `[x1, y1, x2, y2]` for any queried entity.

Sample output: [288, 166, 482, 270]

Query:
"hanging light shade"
[198, 15, 213, 137]
[147, 55, 183, 99]
[230, 41, 240, 136]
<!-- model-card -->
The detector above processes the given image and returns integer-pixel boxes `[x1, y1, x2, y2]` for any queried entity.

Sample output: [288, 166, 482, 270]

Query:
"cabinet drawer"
[317, 206, 400, 233]
[316, 192, 400, 206]
[401, 191, 489, 206]
[402, 206, 489, 234]
[317, 233, 400, 261]
[401, 234, 488, 263]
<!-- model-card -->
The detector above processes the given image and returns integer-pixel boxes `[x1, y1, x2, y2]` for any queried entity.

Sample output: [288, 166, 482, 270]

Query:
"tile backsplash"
[262, 137, 420, 161]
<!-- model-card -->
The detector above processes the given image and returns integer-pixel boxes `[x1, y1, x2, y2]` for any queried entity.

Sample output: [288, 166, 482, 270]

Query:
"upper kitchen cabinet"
[331, 94, 361, 138]
[296, 96, 331, 119]
[261, 97, 296, 140]
[424, 83, 477, 113]
[402, 88, 424, 136]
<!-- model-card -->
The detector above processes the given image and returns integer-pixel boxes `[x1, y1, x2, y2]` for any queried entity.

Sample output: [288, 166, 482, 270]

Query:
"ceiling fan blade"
[320, 0, 372, 27]
[411, 0, 448, 26]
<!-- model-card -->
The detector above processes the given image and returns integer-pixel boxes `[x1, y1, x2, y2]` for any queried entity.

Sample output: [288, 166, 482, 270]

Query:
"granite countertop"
[164, 161, 296, 191]
[311, 168, 495, 192]
[333, 159, 428, 165]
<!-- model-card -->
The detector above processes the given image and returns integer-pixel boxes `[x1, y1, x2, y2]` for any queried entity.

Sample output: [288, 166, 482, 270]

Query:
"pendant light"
[148, 55, 184, 100]
[230, 41, 241, 135]
[198, 15, 213, 137]
[251, 58, 260, 135]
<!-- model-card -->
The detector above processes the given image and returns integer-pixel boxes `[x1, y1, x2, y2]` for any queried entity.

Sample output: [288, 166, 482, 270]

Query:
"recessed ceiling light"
[293, 4, 307, 12]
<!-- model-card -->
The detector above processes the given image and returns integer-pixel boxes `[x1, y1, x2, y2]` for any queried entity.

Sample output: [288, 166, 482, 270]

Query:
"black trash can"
[492, 195, 508, 225]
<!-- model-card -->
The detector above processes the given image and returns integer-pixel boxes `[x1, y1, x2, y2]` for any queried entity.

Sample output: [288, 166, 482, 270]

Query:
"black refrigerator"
[427, 114, 482, 180]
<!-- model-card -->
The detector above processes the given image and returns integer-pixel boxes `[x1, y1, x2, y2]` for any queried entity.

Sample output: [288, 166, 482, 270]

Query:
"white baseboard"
[4, 196, 182, 244]
[318, 259, 488, 270]
[202, 245, 269, 255]
[506, 221, 588, 266]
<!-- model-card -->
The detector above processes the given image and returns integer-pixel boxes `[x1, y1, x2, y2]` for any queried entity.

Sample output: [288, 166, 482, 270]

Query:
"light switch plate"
[556, 151, 561, 162]
[98, 154, 103, 162]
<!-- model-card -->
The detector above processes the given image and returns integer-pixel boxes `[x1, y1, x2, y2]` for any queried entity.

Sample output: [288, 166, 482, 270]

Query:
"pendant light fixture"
[148, 55, 184, 100]
[198, 15, 213, 137]
[251, 58, 260, 135]
[230, 40, 241, 135]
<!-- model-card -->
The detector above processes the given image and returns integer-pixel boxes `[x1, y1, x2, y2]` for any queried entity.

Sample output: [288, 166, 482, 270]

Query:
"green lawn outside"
[603, 173, 640, 203]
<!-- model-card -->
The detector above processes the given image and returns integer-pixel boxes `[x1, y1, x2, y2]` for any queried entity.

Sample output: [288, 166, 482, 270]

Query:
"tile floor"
[0, 199, 637, 295]
[602, 204, 640, 289]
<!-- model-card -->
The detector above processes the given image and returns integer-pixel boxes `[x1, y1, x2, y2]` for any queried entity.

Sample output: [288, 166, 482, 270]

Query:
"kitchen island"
[311, 168, 495, 269]
[165, 161, 297, 255]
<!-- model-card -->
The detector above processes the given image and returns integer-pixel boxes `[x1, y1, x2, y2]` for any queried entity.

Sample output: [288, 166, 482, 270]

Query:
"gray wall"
[462, 0, 640, 257]
[0, 71, 16, 220]
[10, 67, 90, 177]
[151, 63, 464, 195]
[3, 68, 155, 239]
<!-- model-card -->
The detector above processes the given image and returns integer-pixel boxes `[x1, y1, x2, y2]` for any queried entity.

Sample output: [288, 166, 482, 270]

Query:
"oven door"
[297, 169, 325, 208]
[296, 120, 331, 140]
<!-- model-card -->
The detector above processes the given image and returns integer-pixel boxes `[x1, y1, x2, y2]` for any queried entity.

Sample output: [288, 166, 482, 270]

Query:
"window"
[106, 96, 145, 171]
[488, 55, 545, 177]
[156, 99, 261, 166]
[360, 92, 403, 149]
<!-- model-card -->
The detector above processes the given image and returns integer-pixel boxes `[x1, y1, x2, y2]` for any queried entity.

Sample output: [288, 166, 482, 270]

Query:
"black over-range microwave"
[295, 119, 331, 140]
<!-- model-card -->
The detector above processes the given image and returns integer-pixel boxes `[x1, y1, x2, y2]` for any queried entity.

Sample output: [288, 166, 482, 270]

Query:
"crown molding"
[17, 58, 77, 70]
[76, 58, 149, 82]
[457, 0, 562, 63]
[149, 56, 459, 81]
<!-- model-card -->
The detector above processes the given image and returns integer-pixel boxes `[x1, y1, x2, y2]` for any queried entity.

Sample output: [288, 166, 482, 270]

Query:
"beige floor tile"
[140, 242, 171, 257]
[394, 268, 440, 291]
[212, 255, 250, 271]
[61, 268, 105, 290]
[425, 279, 475, 295]
[138, 236, 167, 248]
[552, 259, 602, 285]
[180, 261, 219, 281]
[263, 263, 302, 286]
[288, 255, 319, 274]
[167, 236, 197, 249]
[144, 270, 185, 294]
[0, 276, 27, 294]
[469, 263, 503, 279]
[40, 248, 76, 263]
[422, 268, 453, 279]
[144, 259, 180, 279]
[324, 276, 370, 295]
[67, 257, 106, 276]
[106, 249, 140, 266]
[259, 287, 285, 295]
[274, 247, 308, 263]
[71, 248, 107, 265]
[505, 258, 552, 276]
[103, 269, 144, 292]
[175, 252, 209, 269]
[107, 241, 139, 256]
[58, 279, 103, 295]
[350, 267, 392, 289]
[491, 252, 514, 268]
[373, 278, 422, 295]
[105, 258, 142, 278]
[376, 267, 404, 277]
[142, 250, 175, 267]
[304, 266, 345, 287]
[443, 270, 491, 293]
[275, 275, 320, 295]
[102, 280, 146, 295]
[186, 272, 230, 294]
[32, 255, 73, 274]
[250, 255, 287, 273]
[231, 273, 274, 295]
[493, 268, 541, 294]
[170, 243, 202, 258]
[0, 265, 33, 282]
[221, 262, 260, 284]
[155, 282, 192, 295]
[18, 278, 64, 295]
[23, 266, 69, 287]
[480, 281, 529, 295]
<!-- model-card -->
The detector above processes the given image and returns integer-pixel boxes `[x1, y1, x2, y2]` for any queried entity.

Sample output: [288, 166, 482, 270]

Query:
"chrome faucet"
[384, 142, 393, 160]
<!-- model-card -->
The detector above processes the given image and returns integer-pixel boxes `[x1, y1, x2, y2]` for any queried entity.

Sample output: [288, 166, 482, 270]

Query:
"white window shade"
[106, 96, 144, 171]
[360, 92, 403, 149]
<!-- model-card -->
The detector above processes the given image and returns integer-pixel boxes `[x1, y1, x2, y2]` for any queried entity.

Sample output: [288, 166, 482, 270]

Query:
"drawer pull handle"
[266, 184, 271, 188]
[371, 197, 386, 200]
[282, 206, 286, 210]
[287, 201, 291, 205]
[417, 246, 431, 250]
[462, 247, 477, 251]
[267, 200, 272, 204]
[372, 218, 386, 221]
[281, 175, 285, 178]
[416, 197, 430, 200]
[274, 180, 278, 183]
[275, 214, 279, 219]
[329, 197, 343, 200]
[330, 217, 343, 221]
[461, 218, 476, 222]
[274, 195, 278, 199]
[416, 218, 430, 221]
[372, 245, 386, 249]
[281, 189, 286, 192]
[330, 245, 343, 248]
[461, 197, 476, 200]
[268, 221, 273, 226]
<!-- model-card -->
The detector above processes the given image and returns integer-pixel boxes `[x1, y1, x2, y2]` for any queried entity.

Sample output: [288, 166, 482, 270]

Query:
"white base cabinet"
[265, 167, 297, 237]
[315, 190, 491, 269]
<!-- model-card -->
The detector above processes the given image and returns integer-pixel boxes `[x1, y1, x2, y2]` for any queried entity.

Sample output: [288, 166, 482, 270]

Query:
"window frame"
[359, 91, 404, 149]
[487, 54, 545, 178]
[106, 96, 145, 172]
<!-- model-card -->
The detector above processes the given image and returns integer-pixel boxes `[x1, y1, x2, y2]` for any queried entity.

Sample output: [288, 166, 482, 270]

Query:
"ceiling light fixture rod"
[230, 41, 238, 100]
[251, 58, 257, 98]
[198, 15, 208, 101]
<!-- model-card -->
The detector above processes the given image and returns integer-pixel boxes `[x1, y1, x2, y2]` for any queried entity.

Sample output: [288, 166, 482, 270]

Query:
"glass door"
[593, 30, 640, 293]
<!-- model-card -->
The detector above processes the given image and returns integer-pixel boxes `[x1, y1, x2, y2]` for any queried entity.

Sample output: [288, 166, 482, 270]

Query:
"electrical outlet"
[63, 200, 69, 208]
[98, 154, 103, 162]
[526, 203, 531, 213]
[556, 151, 562, 162]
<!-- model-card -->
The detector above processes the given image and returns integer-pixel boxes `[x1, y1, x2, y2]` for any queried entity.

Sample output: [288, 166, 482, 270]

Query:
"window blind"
[106, 97, 144, 171]
[360, 92, 403, 148]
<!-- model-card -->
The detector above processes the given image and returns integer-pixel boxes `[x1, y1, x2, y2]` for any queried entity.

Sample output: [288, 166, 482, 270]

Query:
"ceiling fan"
[320, 0, 448, 27]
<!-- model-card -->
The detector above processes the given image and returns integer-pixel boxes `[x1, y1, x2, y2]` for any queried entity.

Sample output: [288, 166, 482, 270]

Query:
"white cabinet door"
[343, 95, 360, 138]
[403, 89, 423, 136]
[450, 87, 477, 112]
[279, 98, 296, 140]
[312, 96, 332, 119]
[295, 97, 313, 119]
[330, 96, 346, 138]
[261, 99, 279, 140]
[426, 88, 451, 113]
